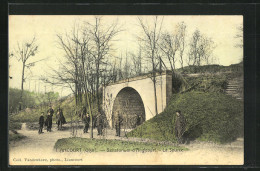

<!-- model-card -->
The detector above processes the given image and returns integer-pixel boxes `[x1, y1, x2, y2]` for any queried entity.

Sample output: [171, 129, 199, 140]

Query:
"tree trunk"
[152, 72, 158, 115]
[96, 63, 100, 112]
[85, 92, 94, 139]
[180, 51, 184, 70]
[19, 62, 25, 111]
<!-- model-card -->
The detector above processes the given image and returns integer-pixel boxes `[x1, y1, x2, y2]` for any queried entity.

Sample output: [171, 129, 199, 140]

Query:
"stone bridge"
[102, 71, 173, 128]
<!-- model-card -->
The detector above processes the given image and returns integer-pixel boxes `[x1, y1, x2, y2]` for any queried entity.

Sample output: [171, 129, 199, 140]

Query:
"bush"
[9, 133, 26, 142]
[9, 94, 100, 124]
[183, 74, 228, 93]
[9, 120, 22, 130]
[178, 62, 243, 74]
[9, 88, 59, 114]
[128, 91, 243, 143]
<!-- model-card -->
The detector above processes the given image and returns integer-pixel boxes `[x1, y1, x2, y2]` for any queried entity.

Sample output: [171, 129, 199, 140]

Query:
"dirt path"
[9, 123, 72, 153]
[9, 123, 244, 165]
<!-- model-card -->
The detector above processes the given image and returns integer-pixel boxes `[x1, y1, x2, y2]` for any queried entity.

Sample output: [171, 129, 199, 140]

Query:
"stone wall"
[112, 87, 145, 128]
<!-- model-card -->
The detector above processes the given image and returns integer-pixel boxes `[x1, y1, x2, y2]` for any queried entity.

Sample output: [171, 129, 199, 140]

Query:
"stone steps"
[225, 77, 243, 101]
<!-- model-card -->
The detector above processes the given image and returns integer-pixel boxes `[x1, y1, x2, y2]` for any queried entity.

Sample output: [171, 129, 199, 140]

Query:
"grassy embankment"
[54, 64, 243, 149]
[54, 137, 187, 152]
[10, 63, 243, 145]
[127, 63, 243, 144]
[9, 95, 94, 130]
[127, 91, 243, 144]
[8, 94, 78, 141]
[178, 62, 243, 74]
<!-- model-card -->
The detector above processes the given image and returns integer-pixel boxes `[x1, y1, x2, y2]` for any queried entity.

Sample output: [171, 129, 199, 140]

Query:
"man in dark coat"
[96, 113, 103, 136]
[81, 107, 87, 119]
[83, 113, 90, 133]
[38, 112, 44, 134]
[46, 106, 54, 131]
[56, 107, 66, 130]
[45, 112, 52, 132]
[47, 106, 54, 117]
[174, 110, 186, 144]
[136, 115, 142, 127]
[115, 112, 123, 137]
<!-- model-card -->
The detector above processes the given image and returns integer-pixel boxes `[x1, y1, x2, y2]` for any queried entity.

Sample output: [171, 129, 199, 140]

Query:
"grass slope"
[127, 91, 243, 143]
[10, 96, 77, 123]
[54, 137, 187, 152]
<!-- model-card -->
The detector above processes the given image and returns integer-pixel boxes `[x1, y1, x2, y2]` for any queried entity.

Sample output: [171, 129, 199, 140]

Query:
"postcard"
[8, 15, 243, 165]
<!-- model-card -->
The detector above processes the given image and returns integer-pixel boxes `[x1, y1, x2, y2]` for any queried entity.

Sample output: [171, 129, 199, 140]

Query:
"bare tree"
[160, 32, 180, 71]
[137, 16, 164, 115]
[235, 24, 243, 48]
[13, 37, 39, 110]
[85, 17, 121, 113]
[176, 22, 187, 69]
[47, 18, 121, 138]
[158, 22, 187, 72]
[187, 29, 215, 71]
[54, 24, 83, 105]
[130, 42, 143, 76]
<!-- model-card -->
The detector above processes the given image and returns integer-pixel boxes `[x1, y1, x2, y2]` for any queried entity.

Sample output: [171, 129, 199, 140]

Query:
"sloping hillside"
[127, 91, 243, 143]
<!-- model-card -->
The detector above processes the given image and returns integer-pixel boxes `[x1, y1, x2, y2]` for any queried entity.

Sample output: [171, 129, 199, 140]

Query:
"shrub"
[9, 133, 26, 142]
[181, 74, 228, 93]
[9, 94, 100, 124]
[9, 120, 22, 130]
[128, 91, 243, 143]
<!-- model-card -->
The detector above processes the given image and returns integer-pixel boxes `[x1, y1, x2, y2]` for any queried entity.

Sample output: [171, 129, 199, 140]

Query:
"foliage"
[9, 120, 22, 130]
[54, 137, 187, 152]
[9, 88, 36, 113]
[9, 94, 99, 124]
[128, 91, 243, 143]
[9, 133, 26, 142]
[183, 74, 228, 93]
[9, 88, 59, 114]
[178, 62, 243, 75]
[173, 62, 243, 94]
[187, 29, 215, 67]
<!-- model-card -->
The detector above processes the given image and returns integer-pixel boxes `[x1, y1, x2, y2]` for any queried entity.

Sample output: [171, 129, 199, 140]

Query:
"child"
[38, 112, 44, 134]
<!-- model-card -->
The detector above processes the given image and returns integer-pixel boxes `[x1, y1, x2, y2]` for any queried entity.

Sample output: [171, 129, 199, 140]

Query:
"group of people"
[81, 110, 145, 137]
[38, 106, 66, 134]
[39, 105, 186, 144]
[81, 107, 105, 136]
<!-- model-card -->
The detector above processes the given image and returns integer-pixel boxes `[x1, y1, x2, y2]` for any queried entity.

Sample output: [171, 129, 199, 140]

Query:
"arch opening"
[112, 87, 145, 129]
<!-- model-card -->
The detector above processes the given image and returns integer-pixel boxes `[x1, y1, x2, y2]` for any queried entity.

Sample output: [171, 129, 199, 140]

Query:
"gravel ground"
[9, 123, 243, 165]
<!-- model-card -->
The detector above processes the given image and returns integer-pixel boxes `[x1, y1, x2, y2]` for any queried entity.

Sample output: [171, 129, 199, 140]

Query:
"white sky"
[9, 15, 243, 96]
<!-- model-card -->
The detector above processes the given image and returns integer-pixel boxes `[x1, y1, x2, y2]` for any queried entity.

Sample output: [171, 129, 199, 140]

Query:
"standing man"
[174, 110, 186, 144]
[38, 112, 44, 134]
[81, 107, 87, 119]
[45, 112, 52, 132]
[47, 105, 54, 117]
[115, 112, 123, 137]
[56, 107, 66, 130]
[96, 113, 103, 136]
[136, 115, 142, 127]
[83, 113, 90, 133]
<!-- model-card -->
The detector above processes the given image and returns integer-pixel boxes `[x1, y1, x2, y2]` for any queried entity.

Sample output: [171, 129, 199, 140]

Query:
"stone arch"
[112, 87, 145, 129]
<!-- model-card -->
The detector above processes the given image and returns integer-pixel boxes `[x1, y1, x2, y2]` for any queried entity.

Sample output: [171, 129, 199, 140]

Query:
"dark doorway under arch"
[112, 87, 145, 129]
